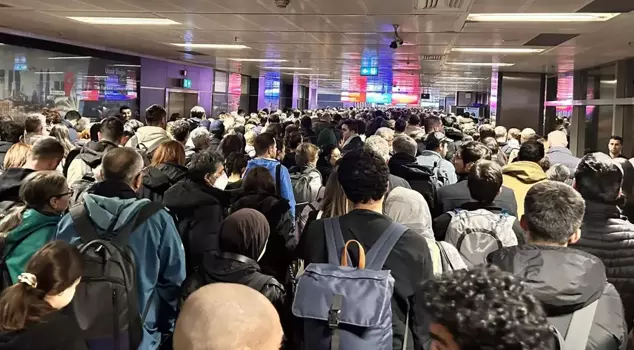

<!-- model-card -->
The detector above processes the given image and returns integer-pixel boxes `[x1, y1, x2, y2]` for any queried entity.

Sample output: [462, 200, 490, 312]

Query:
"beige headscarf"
[384, 187, 434, 240]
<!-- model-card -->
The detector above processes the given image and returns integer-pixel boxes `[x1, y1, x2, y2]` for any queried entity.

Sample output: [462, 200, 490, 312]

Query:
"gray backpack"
[290, 167, 321, 204]
[444, 209, 518, 268]
[292, 218, 409, 350]
[550, 299, 599, 350]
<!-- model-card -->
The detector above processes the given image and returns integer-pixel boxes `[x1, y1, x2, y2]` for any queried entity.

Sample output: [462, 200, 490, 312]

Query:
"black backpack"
[69, 201, 164, 350]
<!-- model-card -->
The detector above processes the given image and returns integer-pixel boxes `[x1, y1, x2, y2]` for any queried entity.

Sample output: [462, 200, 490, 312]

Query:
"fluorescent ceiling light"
[289, 73, 329, 76]
[48, 56, 91, 60]
[435, 76, 482, 80]
[230, 58, 287, 62]
[171, 43, 250, 49]
[34, 72, 65, 75]
[346, 32, 377, 35]
[445, 62, 514, 67]
[467, 13, 618, 22]
[452, 47, 544, 53]
[68, 17, 179, 25]
[262, 66, 313, 70]
[110, 64, 141, 67]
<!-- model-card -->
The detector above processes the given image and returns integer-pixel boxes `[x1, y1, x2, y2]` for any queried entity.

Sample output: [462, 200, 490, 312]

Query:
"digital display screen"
[341, 91, 366, 103]
[392, 93, 420, 105]
[366, 92, 391, 104]
[228, 73, 242, 95]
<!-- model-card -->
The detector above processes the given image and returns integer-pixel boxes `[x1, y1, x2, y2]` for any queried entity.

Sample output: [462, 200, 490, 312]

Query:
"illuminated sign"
[360, 67, 378, 76]
[181, 78, 192, 89]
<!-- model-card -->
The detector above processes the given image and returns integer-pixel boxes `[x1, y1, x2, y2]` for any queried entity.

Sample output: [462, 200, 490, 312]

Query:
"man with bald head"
[56, 147, 186, 350]
[174, 283, 283, 350]
[546, 130, 579, 176]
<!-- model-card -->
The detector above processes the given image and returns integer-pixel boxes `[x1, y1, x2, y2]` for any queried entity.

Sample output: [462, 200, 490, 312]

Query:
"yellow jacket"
[502, 161, 547, 218]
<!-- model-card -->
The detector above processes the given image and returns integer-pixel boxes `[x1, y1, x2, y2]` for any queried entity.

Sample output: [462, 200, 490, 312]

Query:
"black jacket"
[488, 245, 627, 350]
[231, 192, 295, 284]
[0, 309, 87, 350]
[572, 201, 634, 330]
[316, 162, 333, 186]
[138, 163, 187, 202]
[433, 179, 518, 218]
[299, 209, 433, 350]
[388, 152, 436, 209]
[432, 202, 526, 244]
[0, 168, 35, 207]
[342, 135, 364, 154]
[301, 127, 318, 145]
[63, 140, 118, 178]
[282, 152, 297, 170]
[0, 141, 13, 169]
[163, 178, 231, 273]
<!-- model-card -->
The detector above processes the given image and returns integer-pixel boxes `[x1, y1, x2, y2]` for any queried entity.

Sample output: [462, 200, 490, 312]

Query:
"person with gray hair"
[546, 163, 572, 183]
[546, 130, 579, 176]
[388, 135, 438, 208]
[55, 146, 186, 349]
[364, 136, 410, 193]
[374, 127, 395, 150]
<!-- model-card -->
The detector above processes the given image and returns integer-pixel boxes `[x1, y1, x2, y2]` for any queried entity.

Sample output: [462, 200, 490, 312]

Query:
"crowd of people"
[0, 104, 632, 349]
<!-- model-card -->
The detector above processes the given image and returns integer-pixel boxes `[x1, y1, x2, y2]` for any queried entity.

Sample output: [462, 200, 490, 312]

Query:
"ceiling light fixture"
[110, 64, 141, 67]
[48, 56, 92, 60]
[229, 58, 287, 62]
[452, 47, 544, 53]
[467, 13, 619, 22]
[171, 43, 250, 49]
[68, 17, 180, 25]
[445, 62, 514, 67]
[289, 73, 329, 76]
[34, 72, 65, 75]
[262, 66, 313, 70]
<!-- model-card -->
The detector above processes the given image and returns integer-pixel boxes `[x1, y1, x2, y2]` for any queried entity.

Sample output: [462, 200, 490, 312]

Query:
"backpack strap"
[558, 300, 599, 350]
[110, 202, 165, 246]
[324, 217, 347, 266]
[437, 241, 455, 272]
[365, 222, 409, 270]
[70, 204, 100, 243]
[275, 164, 282, 196]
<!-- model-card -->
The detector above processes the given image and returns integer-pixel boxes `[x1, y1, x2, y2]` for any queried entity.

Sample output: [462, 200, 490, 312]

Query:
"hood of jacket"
[7, 209, 61, 243]
[488, 245, 605, 315]
[142, 163, 187, 192]
[200, 253, 259, 283]
[76, 140, 119, 168]
[389, 153, 434, 179]
[232, 192, 290, 219]
[163, 178, 231, 211]
[502, 161, 546, 183]
[0, 168, 35, 203]
[83, 182, 151, 231]
[247, 158, 281, 173]
[548, 146, 573, 156]
[135, 126, 170, 153]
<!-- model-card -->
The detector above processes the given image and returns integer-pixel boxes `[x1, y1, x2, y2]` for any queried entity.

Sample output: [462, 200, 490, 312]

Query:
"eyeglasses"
[50, 189, 74, 199]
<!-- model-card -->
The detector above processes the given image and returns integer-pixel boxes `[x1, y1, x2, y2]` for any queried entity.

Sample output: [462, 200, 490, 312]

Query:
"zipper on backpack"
[112, 290, 120, 350]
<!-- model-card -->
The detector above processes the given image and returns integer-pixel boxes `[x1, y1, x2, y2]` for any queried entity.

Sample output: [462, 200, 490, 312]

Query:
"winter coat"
[55, 180, 185, 350]
[66, 140, 118, 186]
[388, 152, 437, 209]
[502, 161, 547, 218]
[243, 158, 296, 218]
[433, 179, 518, 218]
[489, 245, 627, 350]
[0, 309, 87, 350]
[547, 146, 580, 176]
[0, 168, 35, 207]
[572, 200, 634, 330]
[125, 126, 170, 155]
[138, 163, 187, 202]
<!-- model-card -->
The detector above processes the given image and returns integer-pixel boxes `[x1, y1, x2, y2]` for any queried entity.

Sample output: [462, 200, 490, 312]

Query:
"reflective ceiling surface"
[0, 0, 632, 94]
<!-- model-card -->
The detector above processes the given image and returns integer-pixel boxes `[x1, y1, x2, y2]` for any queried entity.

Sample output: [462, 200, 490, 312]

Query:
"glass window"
[587, 64, 616, 99]
[214, 71, 228, 93]
[584, 105, 613, 154]
[212, 93, 228, 117]
[0, 44, 139, 119]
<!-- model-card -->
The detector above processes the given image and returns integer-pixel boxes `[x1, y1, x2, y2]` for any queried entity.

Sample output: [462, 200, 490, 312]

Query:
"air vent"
[579, 0, 634, 13]
[524, 34, 579, 47]
[177, 50, 208, 56]
[415, 0, 471, 12]
[421, 55, 443, 61]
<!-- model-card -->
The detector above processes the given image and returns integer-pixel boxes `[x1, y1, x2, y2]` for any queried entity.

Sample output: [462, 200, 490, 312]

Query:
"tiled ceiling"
[0, 0, 631, 94]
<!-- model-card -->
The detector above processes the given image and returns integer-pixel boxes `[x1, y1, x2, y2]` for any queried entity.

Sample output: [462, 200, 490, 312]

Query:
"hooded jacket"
[66, 140, 118, 186]
[243, 158, 296, 218]
[388, 152, 437, 209]
[138, 163, 187, 202]
[0, 309, 87, 350]
[488, 245, 627, 350]
[163, 178, 231, 273]
[3, 209, 62, 283]
[572, 200, 634, 330]
[125, 126, 170, 155]
[502, 161, 547, 218]
[547, 146, 580, 176]
[0, 141, 14, 169]
[0, 168, 35, 207]
[55, 180, 186, 350]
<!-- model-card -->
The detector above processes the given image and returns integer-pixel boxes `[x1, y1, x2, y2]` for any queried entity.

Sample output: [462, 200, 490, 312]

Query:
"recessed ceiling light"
[110, 64, 141, 67]
[445, 62, 514, 67]
[452, 47, 544, 54]
[171, 43, 250, 49]
[68, 17, 180, 25]
[229, 58, 287, 62]
[262, 67, 313, 70]
[467, 13, 619, 22]
[48, 56, 92, 60]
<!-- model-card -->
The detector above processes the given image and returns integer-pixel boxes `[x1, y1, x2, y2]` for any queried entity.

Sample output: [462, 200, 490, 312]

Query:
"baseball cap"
[426, 131, 450, 150]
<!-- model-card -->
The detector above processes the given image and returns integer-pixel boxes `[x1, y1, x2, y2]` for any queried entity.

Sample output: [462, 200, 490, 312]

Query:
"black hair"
[254, 132, 276, 157]
[170, 119, 190, 143]
[64, 110, 81, 121]
[145, 104, 166, 126]
[421, 265, 552, 350]
[482, 137, 499, 154]
[268, 114, 280, 124]
[479, 124, 496, 139]
[119, 105, 131, 114]
[89, 123, 101, 142]
[337, 148, 389, 204]
[243, 166, 275, 194]
[0, 120, 24, 143]
[220, 134, 244, 159]
[99, 117, 124, 143]
[287, 131, 303, 151]
[24, 115, 42, 134]
[524, 181, 585, 244]
[187, 150, 224, 182]
[225, 152, 249, 176]
[517, 141, 545, 163]
[300, 116, 312, 130]
[460, 141, 492, 165]
[408, 114, 420, 126]
[356, 119, 366, 136]
[575, 152, 623, 203]
[341, 119, 358, 134]
[394, 119, 407, 133]
[468, 160, 503, 204]
[237, 109, 245, 116]
[264, 123, 284, 139]
[610, 135, 623, 144]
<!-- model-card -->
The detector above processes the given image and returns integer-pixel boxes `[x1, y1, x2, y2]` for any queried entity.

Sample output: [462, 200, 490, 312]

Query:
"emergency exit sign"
[181, 78, 192, 89]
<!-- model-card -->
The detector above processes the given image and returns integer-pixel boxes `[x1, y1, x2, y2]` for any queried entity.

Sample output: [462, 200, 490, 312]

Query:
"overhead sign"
[360, 67, 378, 76]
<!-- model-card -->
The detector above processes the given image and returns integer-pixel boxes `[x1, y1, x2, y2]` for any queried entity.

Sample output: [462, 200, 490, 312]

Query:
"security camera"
[389, 24, 404, 50]
[274, 0, 290, 8]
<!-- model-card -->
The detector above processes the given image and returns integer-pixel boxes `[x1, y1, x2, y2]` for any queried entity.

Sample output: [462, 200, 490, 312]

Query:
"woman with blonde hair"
[138, 140, 187, 202]
[3, 143, 31, 170]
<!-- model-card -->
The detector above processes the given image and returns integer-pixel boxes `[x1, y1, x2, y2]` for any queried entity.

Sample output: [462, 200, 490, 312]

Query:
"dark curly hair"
[225, 151, 249, 176]
[421, 265, 553, 350]
[337, 148, 389, 204]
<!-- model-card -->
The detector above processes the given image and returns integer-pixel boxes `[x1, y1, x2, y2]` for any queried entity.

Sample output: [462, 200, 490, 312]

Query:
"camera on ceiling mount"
[274, 0, 290, 8]
[389, 24, 404, 50]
